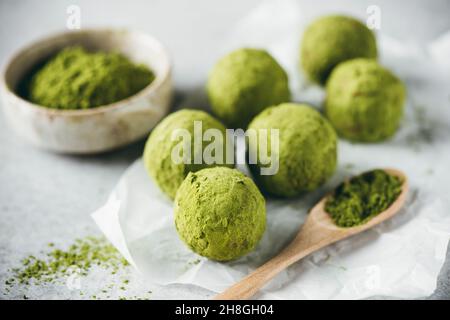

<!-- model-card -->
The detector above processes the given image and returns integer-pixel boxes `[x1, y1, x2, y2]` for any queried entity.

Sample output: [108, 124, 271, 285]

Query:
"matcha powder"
[5, 236, 128, 287]
[325, 170, 403, 227]
[27, 46, 155, 109]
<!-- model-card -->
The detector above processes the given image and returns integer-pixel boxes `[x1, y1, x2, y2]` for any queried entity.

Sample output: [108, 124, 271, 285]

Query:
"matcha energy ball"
[207, 48, 290, 128]
[248, 103, 337, 197]
[174, 167, 266, 261]
[143, 109, 233, 199]
[325, 59, 406, 142]
[301, 15, 377, 85]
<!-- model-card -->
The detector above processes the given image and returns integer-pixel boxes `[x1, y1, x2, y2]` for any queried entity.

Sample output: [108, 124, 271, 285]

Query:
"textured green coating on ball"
[174, 167, 266, 261]
[301, 15, 377, 85]
[28, 46, 154, 109]
[325, 59, 406, 142]
[248, 103, 337, 197]
[143, 109, 233, 199]
[207, 48, 290, 128]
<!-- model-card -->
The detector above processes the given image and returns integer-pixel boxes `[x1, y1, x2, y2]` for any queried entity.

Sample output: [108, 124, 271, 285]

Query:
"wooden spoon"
[214, 168, 408, 300]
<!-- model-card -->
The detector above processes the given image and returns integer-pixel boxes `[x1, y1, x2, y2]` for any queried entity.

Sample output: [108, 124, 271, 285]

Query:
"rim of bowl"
[0, 27, 172, 117]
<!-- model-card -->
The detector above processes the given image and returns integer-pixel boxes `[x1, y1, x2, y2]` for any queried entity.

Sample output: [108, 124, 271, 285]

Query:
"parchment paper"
[93, 0, 450, 299]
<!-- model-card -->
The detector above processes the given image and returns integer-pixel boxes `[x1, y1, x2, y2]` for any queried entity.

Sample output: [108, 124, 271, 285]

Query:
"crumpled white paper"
[93, 0, 450, 299]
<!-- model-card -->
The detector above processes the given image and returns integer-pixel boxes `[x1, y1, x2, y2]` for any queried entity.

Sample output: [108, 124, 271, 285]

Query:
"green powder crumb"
[325, 170, 402, 227]
[344, 163, 355, 170]
[5, 236, 129, 288]
[119, 295, 151, 300]
[188, 259, 201, 266]
[27, 46, 155, 110]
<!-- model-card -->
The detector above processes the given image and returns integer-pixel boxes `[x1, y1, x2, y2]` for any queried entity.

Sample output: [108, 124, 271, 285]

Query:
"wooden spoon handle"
[214, 222, 343, 300]
[214, 237, 320, 300]
[213, 252, 300, 299]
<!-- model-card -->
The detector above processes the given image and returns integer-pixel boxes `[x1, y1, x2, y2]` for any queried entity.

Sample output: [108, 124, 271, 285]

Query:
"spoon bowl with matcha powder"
[214, 168, 408, 300]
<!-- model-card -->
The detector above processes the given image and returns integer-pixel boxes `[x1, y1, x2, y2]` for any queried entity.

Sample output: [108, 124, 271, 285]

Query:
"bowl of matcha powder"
[0, 29, 172, 153]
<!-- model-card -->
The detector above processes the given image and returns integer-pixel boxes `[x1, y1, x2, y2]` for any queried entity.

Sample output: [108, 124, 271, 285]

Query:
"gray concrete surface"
[0, 0, 449, 300]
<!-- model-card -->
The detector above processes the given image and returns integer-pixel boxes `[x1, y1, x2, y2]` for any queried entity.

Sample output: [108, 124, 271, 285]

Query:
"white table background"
[1, 0, 449, 299]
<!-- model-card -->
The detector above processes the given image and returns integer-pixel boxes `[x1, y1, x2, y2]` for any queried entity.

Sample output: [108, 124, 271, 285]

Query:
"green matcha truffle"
[28, 46, 154, 109]
[248, 103, 337, 197]
[325, 58, 406, 142]
[174, 167, 266, 261]
[143, 109, 233, 199]
[301, 15, 377, 85]
[207, 48, 290, 128]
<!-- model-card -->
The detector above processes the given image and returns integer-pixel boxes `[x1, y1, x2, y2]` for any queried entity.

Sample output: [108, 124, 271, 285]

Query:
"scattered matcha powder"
[188, 259, 201, 266]
[1, 236, 153, 300]
[3, 236, 157, 300]
[118, 293, 151, 300]
[5, 236, 129, 287]
[27, 46, 155, 110]
[325, 170, 403, 227]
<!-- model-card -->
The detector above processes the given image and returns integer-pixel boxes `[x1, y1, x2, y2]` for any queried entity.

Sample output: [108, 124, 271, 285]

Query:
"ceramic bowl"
[0, 28, 172, 154]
